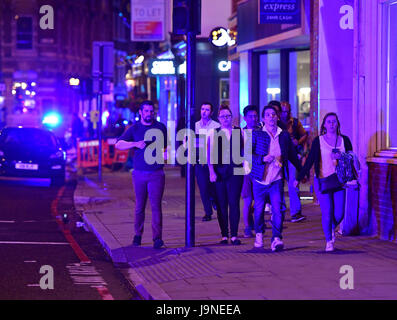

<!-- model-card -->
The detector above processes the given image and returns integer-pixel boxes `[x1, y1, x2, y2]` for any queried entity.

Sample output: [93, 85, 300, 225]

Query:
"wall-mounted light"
[69, 78, 80, 86]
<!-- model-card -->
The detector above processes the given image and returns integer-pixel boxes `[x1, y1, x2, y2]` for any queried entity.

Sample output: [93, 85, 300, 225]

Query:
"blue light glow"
[42, 112, 62, 127]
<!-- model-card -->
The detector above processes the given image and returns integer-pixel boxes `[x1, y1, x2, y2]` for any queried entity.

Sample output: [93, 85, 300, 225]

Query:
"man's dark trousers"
[195, 164, 216, 217]
[132, 169, 165, 240]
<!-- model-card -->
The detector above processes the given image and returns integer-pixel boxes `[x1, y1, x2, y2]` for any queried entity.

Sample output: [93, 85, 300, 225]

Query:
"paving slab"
[74, 167, 397, 300]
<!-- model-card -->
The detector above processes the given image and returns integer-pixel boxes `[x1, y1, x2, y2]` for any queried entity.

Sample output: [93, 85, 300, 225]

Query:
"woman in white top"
[295, 113, 353, 252]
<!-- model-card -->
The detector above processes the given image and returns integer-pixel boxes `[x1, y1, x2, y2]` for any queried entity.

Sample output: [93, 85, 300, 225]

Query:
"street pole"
[97, 46, 103, 182]
[97, 92, 102, 182]
[92, 41, 113, 183]
[185, 30, 196, 247]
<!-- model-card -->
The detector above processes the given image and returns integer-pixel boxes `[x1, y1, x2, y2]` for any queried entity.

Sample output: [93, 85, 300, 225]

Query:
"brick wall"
[368, 162, 397, 242]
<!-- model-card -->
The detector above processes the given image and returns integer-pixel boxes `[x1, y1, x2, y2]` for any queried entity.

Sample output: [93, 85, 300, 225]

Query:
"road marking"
[0, 221, 15, 223]
[0, 241, 69, 245]
[52, 187, 114, 300]
[95, 286, 114, 300]
[51, 186, 90, 263]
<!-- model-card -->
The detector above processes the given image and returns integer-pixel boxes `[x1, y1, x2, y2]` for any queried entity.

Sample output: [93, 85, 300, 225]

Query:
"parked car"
[0, 127, 66, 185]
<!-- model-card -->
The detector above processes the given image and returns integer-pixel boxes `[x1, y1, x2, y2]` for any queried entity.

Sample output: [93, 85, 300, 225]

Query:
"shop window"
[16, 17, 33, 50]
[266, 52, 281, 102]
[259, 52, 281, 111]
[381, 0, 397, 150]
[220, 78, 230, 106]
[289, 50, 310, 129]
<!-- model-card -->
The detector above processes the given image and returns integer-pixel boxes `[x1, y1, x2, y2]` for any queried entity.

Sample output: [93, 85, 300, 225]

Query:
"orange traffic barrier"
[76, 139, 128, 170]
[113, 149, 129, 164]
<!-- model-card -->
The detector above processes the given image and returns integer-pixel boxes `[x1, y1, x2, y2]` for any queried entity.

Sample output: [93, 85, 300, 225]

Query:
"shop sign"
[218, 61, 231, 72]
[131, 0, 165, 41]
[210, 27, 234, 47]
[259, 0, 301, 24]
[149, 60, 176, 76]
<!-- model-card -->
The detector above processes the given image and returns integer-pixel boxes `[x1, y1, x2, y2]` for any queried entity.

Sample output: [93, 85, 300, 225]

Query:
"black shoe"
[153, 238, 164, 249]
[220, 238, 228, 245]
[132, 235, 141, 246]
[231, 238, 241, 245]
[291, 213, 306, 223]
[202, 215, 212, 221]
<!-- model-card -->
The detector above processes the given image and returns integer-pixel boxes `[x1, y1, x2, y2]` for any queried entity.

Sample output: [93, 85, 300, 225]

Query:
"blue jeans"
[252, 179, 285, 242]
[314, 177, 346, 242]
[285, 161, 302, 216]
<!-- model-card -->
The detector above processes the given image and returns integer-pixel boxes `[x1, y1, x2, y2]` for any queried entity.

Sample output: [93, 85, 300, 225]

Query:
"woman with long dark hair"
[294, 113, 352, 252]
[208, 106, 244, 245]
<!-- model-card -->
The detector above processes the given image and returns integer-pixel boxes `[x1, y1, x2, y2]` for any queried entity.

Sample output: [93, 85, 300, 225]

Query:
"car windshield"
[0, 128, 58, 148]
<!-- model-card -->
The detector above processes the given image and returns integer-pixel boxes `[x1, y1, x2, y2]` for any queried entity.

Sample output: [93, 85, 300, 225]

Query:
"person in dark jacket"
[294, 112, 352, 252]
[250, 105, 302, 252]
[280, 101, 308, 222]
[208, 105, 244, 245]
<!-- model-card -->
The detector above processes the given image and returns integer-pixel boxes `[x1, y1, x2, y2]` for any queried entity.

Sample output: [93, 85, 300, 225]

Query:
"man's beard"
[143, 116, 154, 123]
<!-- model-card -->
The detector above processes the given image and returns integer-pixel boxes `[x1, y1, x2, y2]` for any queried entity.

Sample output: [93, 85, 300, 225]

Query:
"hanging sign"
[131, 0, 165, 41]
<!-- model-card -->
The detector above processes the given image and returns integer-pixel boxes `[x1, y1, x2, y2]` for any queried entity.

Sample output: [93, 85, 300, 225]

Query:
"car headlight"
[50, 150, 66, 160]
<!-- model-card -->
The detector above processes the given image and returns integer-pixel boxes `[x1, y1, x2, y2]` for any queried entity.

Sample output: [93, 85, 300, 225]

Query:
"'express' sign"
[259, 0, 301, 24]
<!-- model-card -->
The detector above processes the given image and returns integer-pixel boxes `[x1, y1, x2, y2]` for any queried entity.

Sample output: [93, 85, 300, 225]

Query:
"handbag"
[318, 173, 343, 194]
[318, 136, 343, 194]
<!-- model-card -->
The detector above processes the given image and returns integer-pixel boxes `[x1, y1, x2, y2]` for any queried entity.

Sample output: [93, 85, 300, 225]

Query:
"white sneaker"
[271, 237, 284, 252]
[254, 233, 263, 248]
[325, 241, 334, 252]
[331, 229, 336, 243]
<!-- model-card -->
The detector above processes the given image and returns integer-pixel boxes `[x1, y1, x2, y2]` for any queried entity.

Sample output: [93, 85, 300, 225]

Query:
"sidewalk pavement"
[74, 167, 397, 300]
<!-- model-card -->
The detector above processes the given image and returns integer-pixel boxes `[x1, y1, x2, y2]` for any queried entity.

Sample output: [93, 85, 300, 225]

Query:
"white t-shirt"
[195, 119, 220, 149]
[319, 135, 345, 178]
[195, 119, 220, 135]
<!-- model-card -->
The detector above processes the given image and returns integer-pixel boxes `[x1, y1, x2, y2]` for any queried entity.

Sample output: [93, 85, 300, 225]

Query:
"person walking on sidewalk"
[208, 105, 244, 245]
[241, 105, 260, 238]
[260, 100, 284, 216]
[195, 102, 220, 222]
[294, 112, 352, 252]
[115, 100, 167, 249]
[251, 105, 302, 252]
[279, 101, 308, 223]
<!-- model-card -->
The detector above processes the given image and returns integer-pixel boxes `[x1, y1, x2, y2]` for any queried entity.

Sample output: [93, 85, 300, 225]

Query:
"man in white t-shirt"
[195, 102, 220, 221]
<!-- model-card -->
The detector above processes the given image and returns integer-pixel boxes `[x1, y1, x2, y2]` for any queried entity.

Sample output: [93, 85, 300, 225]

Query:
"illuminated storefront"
[229, 0, 310, 127]
[151, 40, 229, 126]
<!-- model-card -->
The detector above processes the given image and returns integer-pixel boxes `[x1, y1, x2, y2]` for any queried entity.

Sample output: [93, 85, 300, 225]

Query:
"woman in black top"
[294, 113, 352, 252]
[208, 106, 244, 245]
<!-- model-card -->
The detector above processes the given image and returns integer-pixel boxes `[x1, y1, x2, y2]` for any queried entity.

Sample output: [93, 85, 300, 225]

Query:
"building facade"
[231, 0, 397, 241]
[230, 0, 311, 128]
